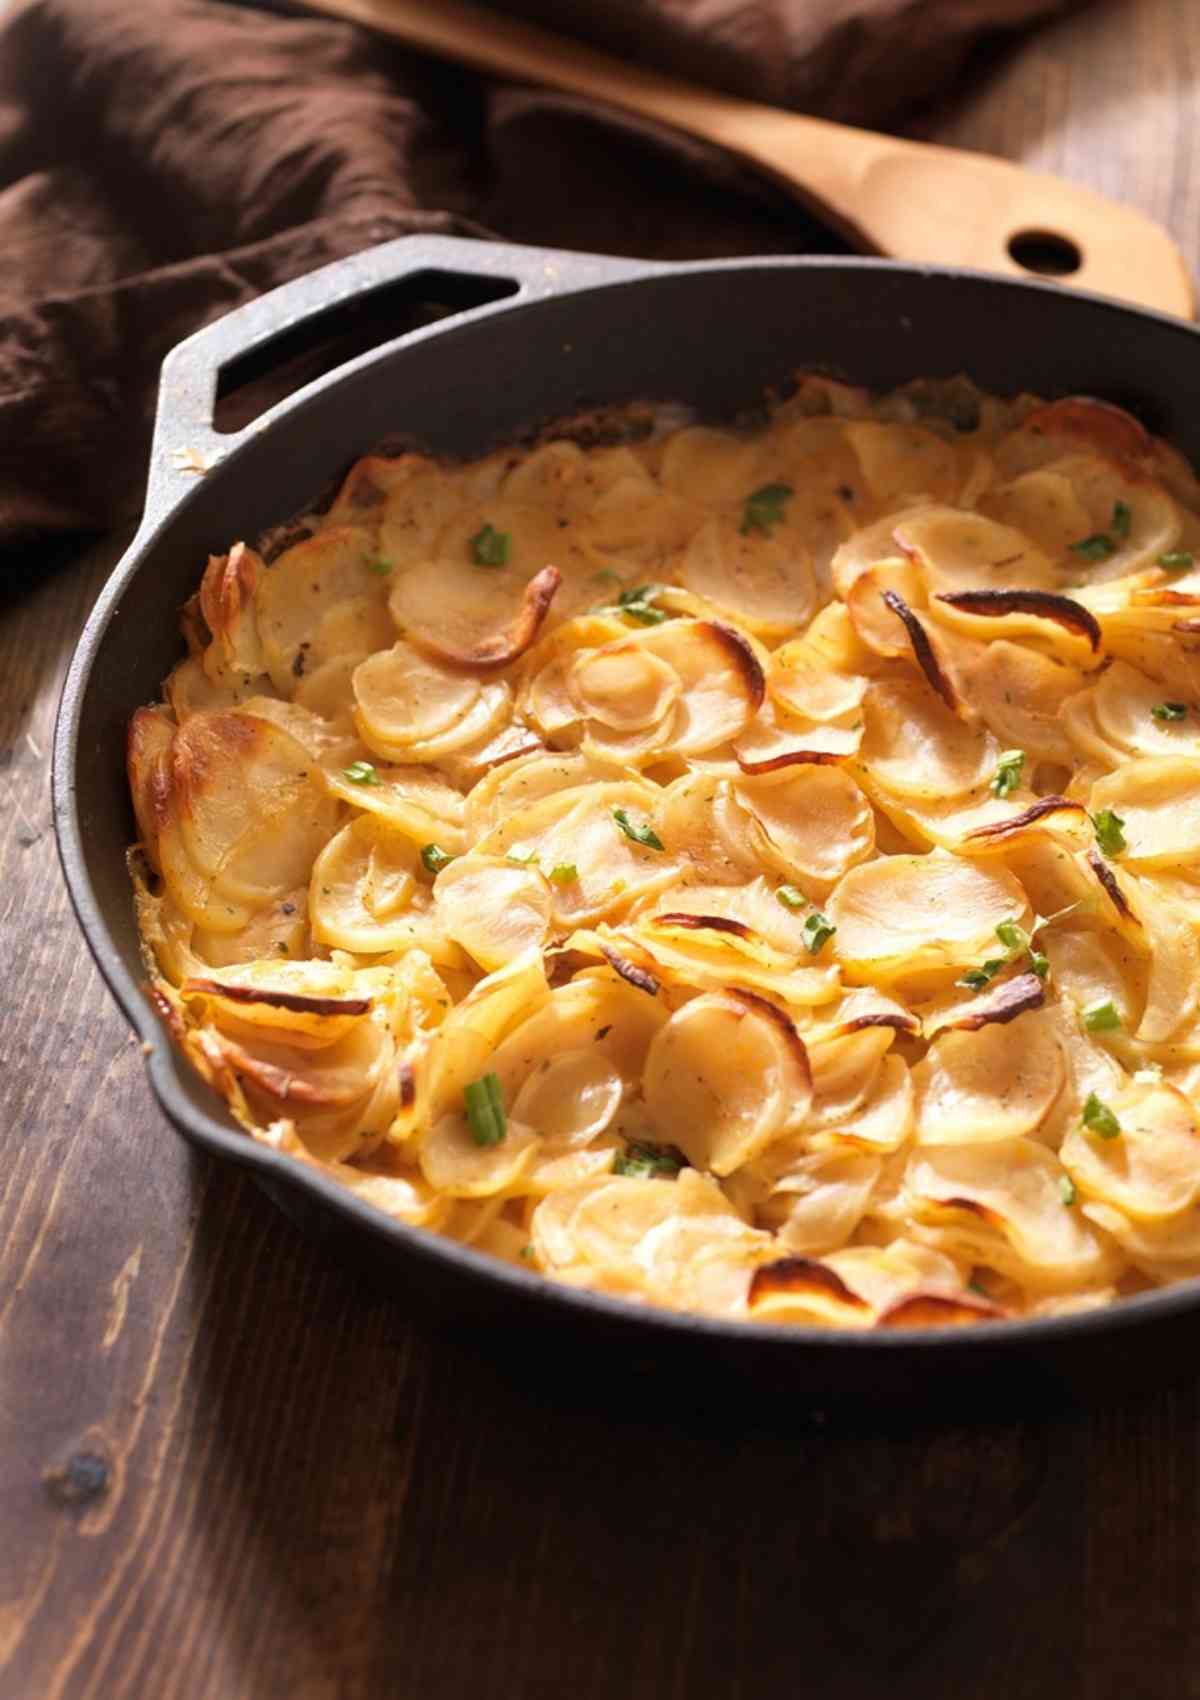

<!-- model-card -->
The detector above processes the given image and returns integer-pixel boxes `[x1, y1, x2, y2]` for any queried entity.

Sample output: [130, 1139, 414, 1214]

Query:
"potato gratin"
[128, 379, 1200, 1330]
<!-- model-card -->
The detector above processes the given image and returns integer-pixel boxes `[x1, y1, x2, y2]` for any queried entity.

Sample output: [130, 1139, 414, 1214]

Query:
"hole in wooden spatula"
[1007, 230, 1083, 277]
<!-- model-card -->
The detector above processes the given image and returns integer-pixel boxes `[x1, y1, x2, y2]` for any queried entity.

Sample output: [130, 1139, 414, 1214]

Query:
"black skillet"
[52, 235, 1200, 1405]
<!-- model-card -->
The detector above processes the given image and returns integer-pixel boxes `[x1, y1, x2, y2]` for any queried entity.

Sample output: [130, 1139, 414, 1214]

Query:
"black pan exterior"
[53, 238, 1200, 1402]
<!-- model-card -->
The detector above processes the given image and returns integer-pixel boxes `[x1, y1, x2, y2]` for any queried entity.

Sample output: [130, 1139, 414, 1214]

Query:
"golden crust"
[128, 383, 1200, 1329]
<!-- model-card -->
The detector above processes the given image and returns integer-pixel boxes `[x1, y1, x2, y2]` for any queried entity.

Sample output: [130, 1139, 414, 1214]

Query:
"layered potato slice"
[829, 852, 1031, 984]
[524, 614, 764, 766]
[136, 380, 1200, 1331]
[148, 708, 339, 934]
[903, 1140, 1123, 1294]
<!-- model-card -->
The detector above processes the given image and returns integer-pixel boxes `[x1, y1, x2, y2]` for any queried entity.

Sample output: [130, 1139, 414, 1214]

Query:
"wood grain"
[4, 3, 1200, 1697]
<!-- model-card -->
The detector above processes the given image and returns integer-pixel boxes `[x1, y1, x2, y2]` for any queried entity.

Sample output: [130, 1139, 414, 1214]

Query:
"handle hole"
[213, 269, 519, 435]
[1007, 229, 1083, 277]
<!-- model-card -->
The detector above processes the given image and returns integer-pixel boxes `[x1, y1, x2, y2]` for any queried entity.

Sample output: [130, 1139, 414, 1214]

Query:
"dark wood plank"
[3, 2, 1200, 1695]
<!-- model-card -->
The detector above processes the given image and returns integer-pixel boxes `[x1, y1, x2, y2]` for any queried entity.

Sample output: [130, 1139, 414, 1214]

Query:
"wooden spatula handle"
[301, 0, 1194, 318]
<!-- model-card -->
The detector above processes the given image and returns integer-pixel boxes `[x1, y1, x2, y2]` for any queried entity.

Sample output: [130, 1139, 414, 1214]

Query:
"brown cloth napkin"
[0, 0, 1083, 554]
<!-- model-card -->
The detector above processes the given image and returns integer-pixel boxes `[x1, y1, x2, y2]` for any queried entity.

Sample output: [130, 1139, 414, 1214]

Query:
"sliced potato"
[829, 852, 1030, 980]
[321, 760, 467, 854]
[433, 855, 553, 970]
[962, 642, 1084, 766]
[352, 641, 481, 747]
[905, 1139, 1123, 1293]
[678, 514, 817, 638]
[914, 1008, 1065, 1143]
[1089, 758, 1200, 870]
[759, 1149, 883, 1256]
[643, 990, 812, 1175]
[894, 506, 1059, 593]
[254, 526, 386, 691]
[768, 639, 867, 723]
[731, 764, 874, 894]
[859, 677, 996, 801]
[1062, 1081, 1200, 1221]
[568, 641, 680, 732]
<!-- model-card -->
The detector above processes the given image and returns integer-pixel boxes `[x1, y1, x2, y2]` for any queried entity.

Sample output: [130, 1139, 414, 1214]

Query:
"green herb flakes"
[612, 808, 663, 851]
[995, 920, 1029, 954]
[1082, 998, 1121, 1033]
[343, 760, 381, 786]
[776, 885, 806, 911]
[1070, 533, 1117, 562]
[470, 523, 511, 567]
[464, 1072, 507, 1147]
[1112, 500, 1132, 539]
[506, 848, 538, 866]
[549, 863, 579, 884]
[616, 584, 668, 625]
[1059, 1174, 1078, 1207]
[740, 481, 793, 537]
[1159, 551, 1194, 572]
[958, 960, 1005, 992]
[1152, 701, 1188, 723]
[1081, 1091, 1121, 1140]
[1081, 992, 1115, 1033]
[1091, 807, 1127, 857]
[990, 748, 1025, 799]
[802, 911, 836, 954]
[420, 843, 453, 874]
[613, 1140, 685, 1179]
[363, 556, 393, 576]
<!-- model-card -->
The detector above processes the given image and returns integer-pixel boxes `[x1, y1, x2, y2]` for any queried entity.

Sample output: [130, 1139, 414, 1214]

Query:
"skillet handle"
[143, 235, 665, 526]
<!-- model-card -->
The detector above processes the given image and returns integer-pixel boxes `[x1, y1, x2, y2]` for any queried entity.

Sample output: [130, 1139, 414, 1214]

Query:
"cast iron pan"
[52, 236, 1200, 1406]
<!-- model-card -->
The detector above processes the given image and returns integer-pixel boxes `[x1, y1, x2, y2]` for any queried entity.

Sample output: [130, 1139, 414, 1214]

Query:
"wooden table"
[4, 3, 1200, 1695]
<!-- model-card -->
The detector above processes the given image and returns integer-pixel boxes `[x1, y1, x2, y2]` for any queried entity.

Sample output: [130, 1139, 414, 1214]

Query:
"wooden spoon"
[300, 0, 1193, 318]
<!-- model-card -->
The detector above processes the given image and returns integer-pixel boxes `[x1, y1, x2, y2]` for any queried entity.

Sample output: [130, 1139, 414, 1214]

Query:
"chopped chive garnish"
[740, 481, 793, 537]
[958, 959, 1005, 992]
[990, 748, 1025, 799]
[1081, 1091, 1121, 1139]
[506, 848, 538, 866]
[1152, 701, 1187, 723]
[613, 1140, 685, 1179]
[464, 1073, 506, 1147]
[1070, 533, 1116, 561]
[616, 584, 668, 625]
[801, 911, 836, 954]
[470, 523, 511, 567]
[363, 556, 393, 576]
[343, 760, 381, 785]
[995, 920, 1029, 953]
[776, 885, 806, 912]
[1091, 807, 1127, 857]
[612, 808, 663, 851]
[549, 863, 578, 884]
[1159, 551, 1194, 571]
[1112, 500, 1132, 539]
[1083, 998, 1121, 1033]
[1059, 1174, 1078, 1206]
[420, 843, 453, 874]
[959, 920, 1044, 993]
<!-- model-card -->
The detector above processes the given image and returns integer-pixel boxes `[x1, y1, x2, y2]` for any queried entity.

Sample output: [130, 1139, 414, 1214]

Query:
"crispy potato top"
[129, 378, 1200, 1328]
